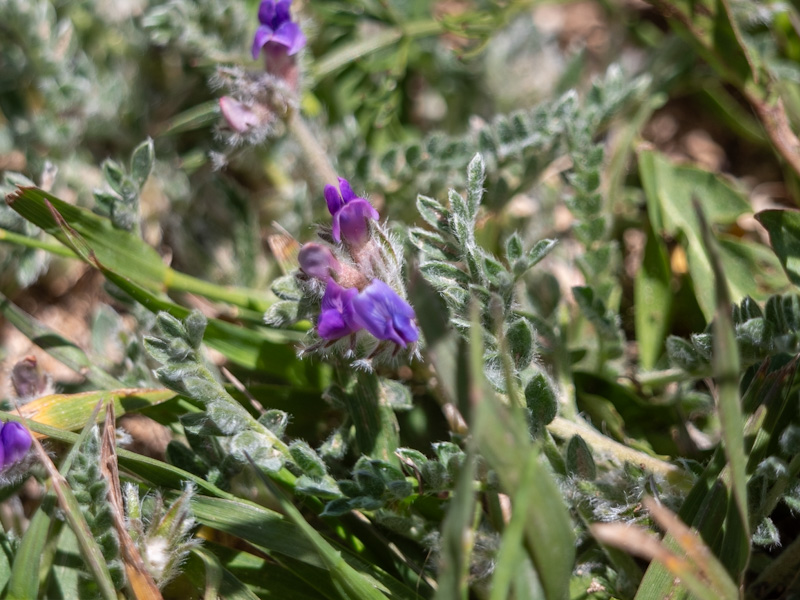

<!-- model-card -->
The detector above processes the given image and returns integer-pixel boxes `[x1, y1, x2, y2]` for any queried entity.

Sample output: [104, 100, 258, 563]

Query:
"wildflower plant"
[268, 175, 419, 366]
[3, 0, 800, 599]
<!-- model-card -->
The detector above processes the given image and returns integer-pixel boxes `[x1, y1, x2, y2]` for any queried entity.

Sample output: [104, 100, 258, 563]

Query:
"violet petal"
[318, 280, 360, 340]
[1, 422, 31, 465]
[258, 0, 276, 25]
[252, 25, 275, 59]
[273, 21, 306, 56]
[275, 0, 293, 25]
[324, 183, 344, 216]
[351, 280, 418, 347]
[338, 177, 357, 203]
[334, 198, 379, 246]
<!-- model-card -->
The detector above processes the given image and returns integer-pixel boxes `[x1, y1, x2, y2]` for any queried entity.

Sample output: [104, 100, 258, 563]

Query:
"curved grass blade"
[6, 191, 308, 380]
[244, 456, 387, 600]
[695, 200, 750, 577]
[193, 543, 323, 600]
[6, 186, 271, 312]
[20, 388, 176, 433]
[0, 412, 419, 599]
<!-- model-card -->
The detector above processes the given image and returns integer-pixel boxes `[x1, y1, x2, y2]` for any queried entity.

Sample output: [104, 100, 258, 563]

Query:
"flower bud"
[219, 96, 269, 133]
[298, 243, 341, 280]
[0, 422, 32, 467]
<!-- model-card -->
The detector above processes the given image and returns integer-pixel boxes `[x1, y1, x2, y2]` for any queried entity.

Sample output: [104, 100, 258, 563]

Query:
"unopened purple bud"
[219, 97, 263, 133]
[252, 0, 306, 60]
[317, 280, 361, 340]
[351, 280, 418, 347]
[298, 243, 341, 280]
[333, 198, 379, 247]
[1, 422, 31, 466]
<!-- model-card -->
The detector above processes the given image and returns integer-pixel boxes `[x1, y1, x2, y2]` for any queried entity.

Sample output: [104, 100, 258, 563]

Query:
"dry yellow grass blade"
[19, 388, 176, 436]
[99, 402, 164, 600]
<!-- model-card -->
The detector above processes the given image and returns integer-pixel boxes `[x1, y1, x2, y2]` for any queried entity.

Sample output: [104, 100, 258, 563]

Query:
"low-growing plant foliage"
[1, 0, 800, 598]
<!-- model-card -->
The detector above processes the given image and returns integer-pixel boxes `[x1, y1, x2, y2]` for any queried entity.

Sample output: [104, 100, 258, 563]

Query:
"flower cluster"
[0, 421, 32, 471]
[217, 0, 306, 139]
[295, 178, 419, 362]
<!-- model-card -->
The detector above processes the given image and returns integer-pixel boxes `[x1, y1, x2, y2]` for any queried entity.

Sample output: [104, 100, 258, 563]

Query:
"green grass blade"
[4, 191, 308, 380]
[6, 496, 57, 600]
[189, 543, 324, 600]
[245, 459, 388, 600]
[0, 226, 76, 258]
[6, 186, 271, 312]
[489, 453, 542, 600]
[695, 201, 750, 572]
[433, 448, 477, 600]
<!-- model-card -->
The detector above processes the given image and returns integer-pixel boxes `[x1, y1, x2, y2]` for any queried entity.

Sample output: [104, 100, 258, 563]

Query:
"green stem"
[634, 367, 695, 387]
[166, 270, 270, 313]
[547, 416, 693, 490]
[0, 227, 271, 314]
[286, 109, 340, 190]
[0, 228, 76, 258]
[311, 20, 444, 82]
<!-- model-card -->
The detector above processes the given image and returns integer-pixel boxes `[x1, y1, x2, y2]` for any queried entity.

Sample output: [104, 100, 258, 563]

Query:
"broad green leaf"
[717, 235, 790, 301]
[755, 209, 800, 287]
[634, 226, 672, 370]
[638, 148, 753, 319]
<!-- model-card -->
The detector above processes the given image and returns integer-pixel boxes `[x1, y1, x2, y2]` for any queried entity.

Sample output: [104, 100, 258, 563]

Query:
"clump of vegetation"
[2, 0, 800, 598]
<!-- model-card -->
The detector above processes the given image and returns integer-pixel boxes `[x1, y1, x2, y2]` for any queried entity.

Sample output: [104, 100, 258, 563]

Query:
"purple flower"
[298, 243, 341, 281]
[351, 280, 418, 347]
[252, 0, 306, 60]
[317, 280, 360, 340]
[324, 178, 379, 247]
[0, 422, 31, 468]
